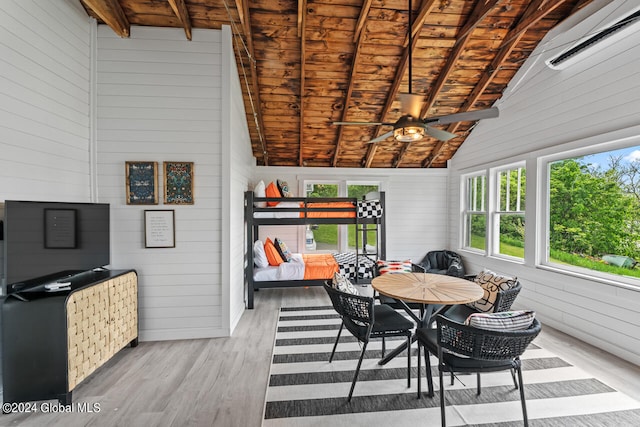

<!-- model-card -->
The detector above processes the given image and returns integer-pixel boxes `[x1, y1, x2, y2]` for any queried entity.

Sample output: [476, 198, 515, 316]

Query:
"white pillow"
[254, 180, 266, 208]
[253, 239, 269, 268]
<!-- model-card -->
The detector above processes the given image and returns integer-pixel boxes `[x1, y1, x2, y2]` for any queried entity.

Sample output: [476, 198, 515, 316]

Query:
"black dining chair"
[323, 282, 414, 401]
[442, 279, 523, 323]
[416, 314, 541, 427]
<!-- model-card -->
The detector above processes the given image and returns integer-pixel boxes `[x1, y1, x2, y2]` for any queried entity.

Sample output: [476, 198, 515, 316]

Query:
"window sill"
[538, 263, 640, 292]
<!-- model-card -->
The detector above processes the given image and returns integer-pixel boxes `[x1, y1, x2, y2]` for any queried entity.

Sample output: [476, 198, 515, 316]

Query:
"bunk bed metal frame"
[244, 191, 386, 309]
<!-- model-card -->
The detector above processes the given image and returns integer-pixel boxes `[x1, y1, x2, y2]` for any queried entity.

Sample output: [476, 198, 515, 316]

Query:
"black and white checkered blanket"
[357, 200, 383, 218]
[332, 252, 375, 280]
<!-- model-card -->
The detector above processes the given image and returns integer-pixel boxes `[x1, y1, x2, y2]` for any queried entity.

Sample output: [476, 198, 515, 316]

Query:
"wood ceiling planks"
[79, 0, 594, 168]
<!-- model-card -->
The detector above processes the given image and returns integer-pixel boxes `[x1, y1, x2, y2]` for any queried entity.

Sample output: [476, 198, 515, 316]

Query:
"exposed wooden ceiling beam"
[167, 0, 192, 41]
[423, 0, 571, 168]
[331, 2, 372, 167]
[353, 0, 373, 43]
[298, 1, 307, 166]
[234, 0, 246, 30]
[298, 0, 307, 37]
[393, 0, 500, 168]
[237, 0, 268, 165]
[82, 0, 130, 37]
[363, 0, 438, 168]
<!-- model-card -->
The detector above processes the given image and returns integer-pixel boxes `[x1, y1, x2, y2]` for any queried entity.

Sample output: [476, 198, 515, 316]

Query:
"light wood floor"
[2, 286, 639, 426]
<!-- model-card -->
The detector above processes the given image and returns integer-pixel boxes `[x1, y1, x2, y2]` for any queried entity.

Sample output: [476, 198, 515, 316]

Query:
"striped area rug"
[263, 305, 640, 426]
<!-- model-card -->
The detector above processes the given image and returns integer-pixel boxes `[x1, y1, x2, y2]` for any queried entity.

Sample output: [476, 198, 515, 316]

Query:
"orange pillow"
[265, 182, 282, 206]
[264, 238, 284, 266]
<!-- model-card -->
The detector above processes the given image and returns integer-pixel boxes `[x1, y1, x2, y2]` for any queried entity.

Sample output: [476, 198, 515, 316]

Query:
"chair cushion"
[377, 259, 412, 274]
[466, 269, 518, 313]
[442, 304, 477, 323]
[372, 304, 414, 334]
[465, 310, 536, 331]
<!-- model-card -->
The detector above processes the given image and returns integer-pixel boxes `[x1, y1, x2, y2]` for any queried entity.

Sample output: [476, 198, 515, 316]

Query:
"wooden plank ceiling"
[80, 0, 593, 168]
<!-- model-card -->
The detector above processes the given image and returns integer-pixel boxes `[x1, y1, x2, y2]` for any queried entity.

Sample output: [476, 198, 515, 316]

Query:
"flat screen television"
[3, 201, 110, 294]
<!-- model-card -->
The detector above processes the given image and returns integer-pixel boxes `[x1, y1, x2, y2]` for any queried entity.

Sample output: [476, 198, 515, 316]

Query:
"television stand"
[1, 269, 138, 405]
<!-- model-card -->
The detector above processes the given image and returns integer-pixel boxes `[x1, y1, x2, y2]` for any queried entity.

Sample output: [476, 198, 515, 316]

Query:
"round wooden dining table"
[372, 272, 484, 364]
[372, 272, 484, 308]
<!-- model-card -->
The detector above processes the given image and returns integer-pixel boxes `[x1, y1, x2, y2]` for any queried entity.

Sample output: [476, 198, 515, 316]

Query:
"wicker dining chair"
[442, 280, 523, 323]
[416, 314, 541, 427]
[323, 282, 414, 401]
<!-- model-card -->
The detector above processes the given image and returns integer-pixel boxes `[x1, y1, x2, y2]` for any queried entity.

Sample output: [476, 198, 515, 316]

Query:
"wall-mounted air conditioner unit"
[546, 6, 640, 70]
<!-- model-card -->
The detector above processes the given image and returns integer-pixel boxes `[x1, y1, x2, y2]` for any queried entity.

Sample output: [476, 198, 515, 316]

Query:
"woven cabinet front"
[66, 272, 138, 391]
[66, 284, 110, 391]
[108, 272, 138, 358]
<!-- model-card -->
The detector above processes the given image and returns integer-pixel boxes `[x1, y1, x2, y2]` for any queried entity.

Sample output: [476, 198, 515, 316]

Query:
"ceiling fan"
[333, 0, 499, 144]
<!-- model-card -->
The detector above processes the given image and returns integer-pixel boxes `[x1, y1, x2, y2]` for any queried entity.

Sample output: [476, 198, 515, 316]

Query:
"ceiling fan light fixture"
[394, 125, 425, 142]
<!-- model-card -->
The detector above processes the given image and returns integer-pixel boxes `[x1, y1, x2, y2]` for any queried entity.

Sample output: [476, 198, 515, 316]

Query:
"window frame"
[538, 144, 640, 286]
[491, 162, 526, 262]
[461, 171, 488, 254]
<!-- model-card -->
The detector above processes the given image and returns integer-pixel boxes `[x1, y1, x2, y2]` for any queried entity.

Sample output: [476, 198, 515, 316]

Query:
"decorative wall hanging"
[144, 210, 175, 248]
[125, 161, 158, 205]
[164, 162, 194, 205]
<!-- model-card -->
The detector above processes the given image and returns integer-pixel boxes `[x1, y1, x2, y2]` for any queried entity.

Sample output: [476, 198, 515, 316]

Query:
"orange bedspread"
[300, 202, 356, 218]
[302, 254, 339, 280]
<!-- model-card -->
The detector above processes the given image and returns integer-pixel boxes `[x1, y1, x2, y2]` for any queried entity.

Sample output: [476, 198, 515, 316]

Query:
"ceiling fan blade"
[399, 93, 423, 117]
[425, 107, 499, 125]
[424, 126, 458, 141]
[367, 130, 394, 144]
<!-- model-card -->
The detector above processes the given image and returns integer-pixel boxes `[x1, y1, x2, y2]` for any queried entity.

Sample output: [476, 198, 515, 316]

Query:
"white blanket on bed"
[253, 201, 301, 219]
[253, 253, 305, 281]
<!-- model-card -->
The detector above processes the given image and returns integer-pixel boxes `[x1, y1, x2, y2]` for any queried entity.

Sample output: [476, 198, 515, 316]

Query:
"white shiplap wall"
[96, 26, 226, 341]
[0, 0, 93, 400]
[221, 26, 255, 329]
[252, 167, 450, 263]
[448, 0, 640, 364]
[0, 0, 92, 202]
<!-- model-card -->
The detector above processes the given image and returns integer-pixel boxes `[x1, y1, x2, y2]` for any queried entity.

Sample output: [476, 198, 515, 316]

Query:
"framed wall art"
[144, 210, 175, 248]
[164, 162, 194, 205]
[125, 161, 158, 205]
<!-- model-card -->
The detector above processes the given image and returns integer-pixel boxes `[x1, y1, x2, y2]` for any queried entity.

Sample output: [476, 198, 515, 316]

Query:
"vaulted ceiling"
[79, 0, 594, 168]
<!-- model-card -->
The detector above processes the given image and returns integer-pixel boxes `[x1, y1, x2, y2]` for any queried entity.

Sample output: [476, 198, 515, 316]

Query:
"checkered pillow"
[357, 200, 383, 218]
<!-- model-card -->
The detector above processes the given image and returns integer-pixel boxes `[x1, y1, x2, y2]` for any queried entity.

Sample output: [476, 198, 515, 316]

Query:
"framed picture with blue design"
[164, 162, 194, 205]
[125, 161, 158, 205]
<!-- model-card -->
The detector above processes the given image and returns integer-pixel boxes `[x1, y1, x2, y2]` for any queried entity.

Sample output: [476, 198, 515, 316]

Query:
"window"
[495, 165, 525, 259]
[545, 145, 640, 280]
[305, 183, 339, 252]
[463, 174, 486, 252]
[304, 181, 380, 253]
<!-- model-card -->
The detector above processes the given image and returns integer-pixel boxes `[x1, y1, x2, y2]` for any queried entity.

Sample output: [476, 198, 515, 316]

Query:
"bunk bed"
[244, 191, 386, 309]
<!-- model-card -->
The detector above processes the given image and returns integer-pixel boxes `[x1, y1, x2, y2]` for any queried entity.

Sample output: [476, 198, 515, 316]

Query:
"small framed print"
[126, 161, 158, 205]
[144, 210, 175, 248]
[44, 209, 77, 248]
[164, 162, 194, 205]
